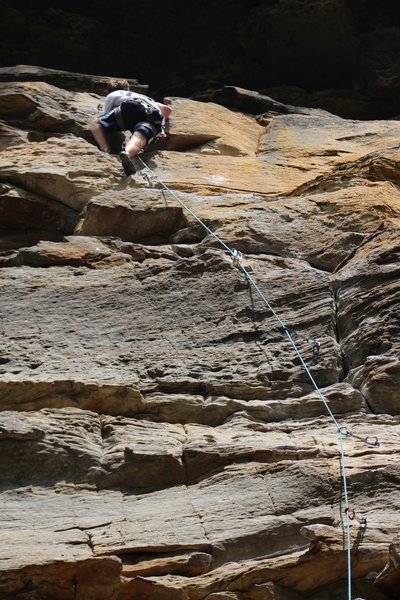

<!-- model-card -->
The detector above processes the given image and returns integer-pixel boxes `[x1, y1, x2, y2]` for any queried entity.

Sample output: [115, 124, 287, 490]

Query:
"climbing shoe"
[120, 151, 136, 176]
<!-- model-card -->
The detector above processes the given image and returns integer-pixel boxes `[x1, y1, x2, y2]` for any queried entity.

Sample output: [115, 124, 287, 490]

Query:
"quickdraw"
[345, 507, 367, 526]
[339, 426, 380, 448]
[286, 327, 321, 359]
[231, 248, 243, 268]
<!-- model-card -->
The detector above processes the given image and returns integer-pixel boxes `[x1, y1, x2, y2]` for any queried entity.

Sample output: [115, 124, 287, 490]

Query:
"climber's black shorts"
[99, 101, 162, 144]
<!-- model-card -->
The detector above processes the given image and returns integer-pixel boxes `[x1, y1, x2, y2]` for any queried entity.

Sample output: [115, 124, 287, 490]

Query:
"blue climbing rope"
[137, 154, 379, 600]
[339, 429, 352, 600]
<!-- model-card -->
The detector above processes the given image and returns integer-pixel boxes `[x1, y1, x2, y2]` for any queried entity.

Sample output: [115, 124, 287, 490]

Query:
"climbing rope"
[137, 154, 379, 600]
[339, 430, 352, 599]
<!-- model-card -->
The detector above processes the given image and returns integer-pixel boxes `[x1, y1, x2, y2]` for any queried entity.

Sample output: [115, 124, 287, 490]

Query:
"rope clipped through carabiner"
[231, 248, 243, 268]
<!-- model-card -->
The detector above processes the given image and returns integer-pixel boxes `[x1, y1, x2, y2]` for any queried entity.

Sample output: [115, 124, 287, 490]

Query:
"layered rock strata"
[0, 70, 399, 600]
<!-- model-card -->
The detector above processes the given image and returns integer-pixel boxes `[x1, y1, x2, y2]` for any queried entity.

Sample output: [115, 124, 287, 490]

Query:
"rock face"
[0, 69, 399, 600]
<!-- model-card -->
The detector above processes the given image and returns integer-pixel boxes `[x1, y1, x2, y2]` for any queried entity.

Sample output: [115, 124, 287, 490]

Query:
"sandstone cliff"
[0, 66, 399, 600]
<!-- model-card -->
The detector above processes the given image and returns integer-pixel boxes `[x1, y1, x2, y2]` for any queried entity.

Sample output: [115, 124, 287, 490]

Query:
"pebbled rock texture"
[0, 69, 399, 600]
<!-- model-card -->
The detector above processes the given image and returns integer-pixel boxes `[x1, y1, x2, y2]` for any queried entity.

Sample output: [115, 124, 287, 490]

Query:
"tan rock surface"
[0, 81, 99, 138]
[165, 97, 264, 156]
[138, 150, 320, 195]
[0, 136, 121, 210]
[0, 235, 127, 268]
[0, 64, 147, 95]
[0, 71, 399, 600]
[0, 182, 77, 234]
[0, 380, 143, 415]
[336, 230, 400, 414]
[121, 551, 212, 577]
[76, 188, 186, 241]
[375, 534, 400, 594]
[159, 181, 400, 271]
[0, 121, 29, 150]
[0, 252, 341, 394]
[259, 113, 400, 169]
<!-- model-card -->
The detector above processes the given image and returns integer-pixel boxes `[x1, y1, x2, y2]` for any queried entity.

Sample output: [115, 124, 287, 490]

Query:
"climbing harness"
[129, 96, 162, 117]
[136, 155, 380, 600]
[127, 98, 166, 140]
[114, 99, 165, 141]
[113, 105, 126, 131]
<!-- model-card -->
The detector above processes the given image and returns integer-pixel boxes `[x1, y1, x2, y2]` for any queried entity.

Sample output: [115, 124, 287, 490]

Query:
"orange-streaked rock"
[165, 97, 264, 156]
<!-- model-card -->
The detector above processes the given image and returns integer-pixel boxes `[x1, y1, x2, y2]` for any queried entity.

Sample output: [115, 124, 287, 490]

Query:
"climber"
[90, 79, 172, 176]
